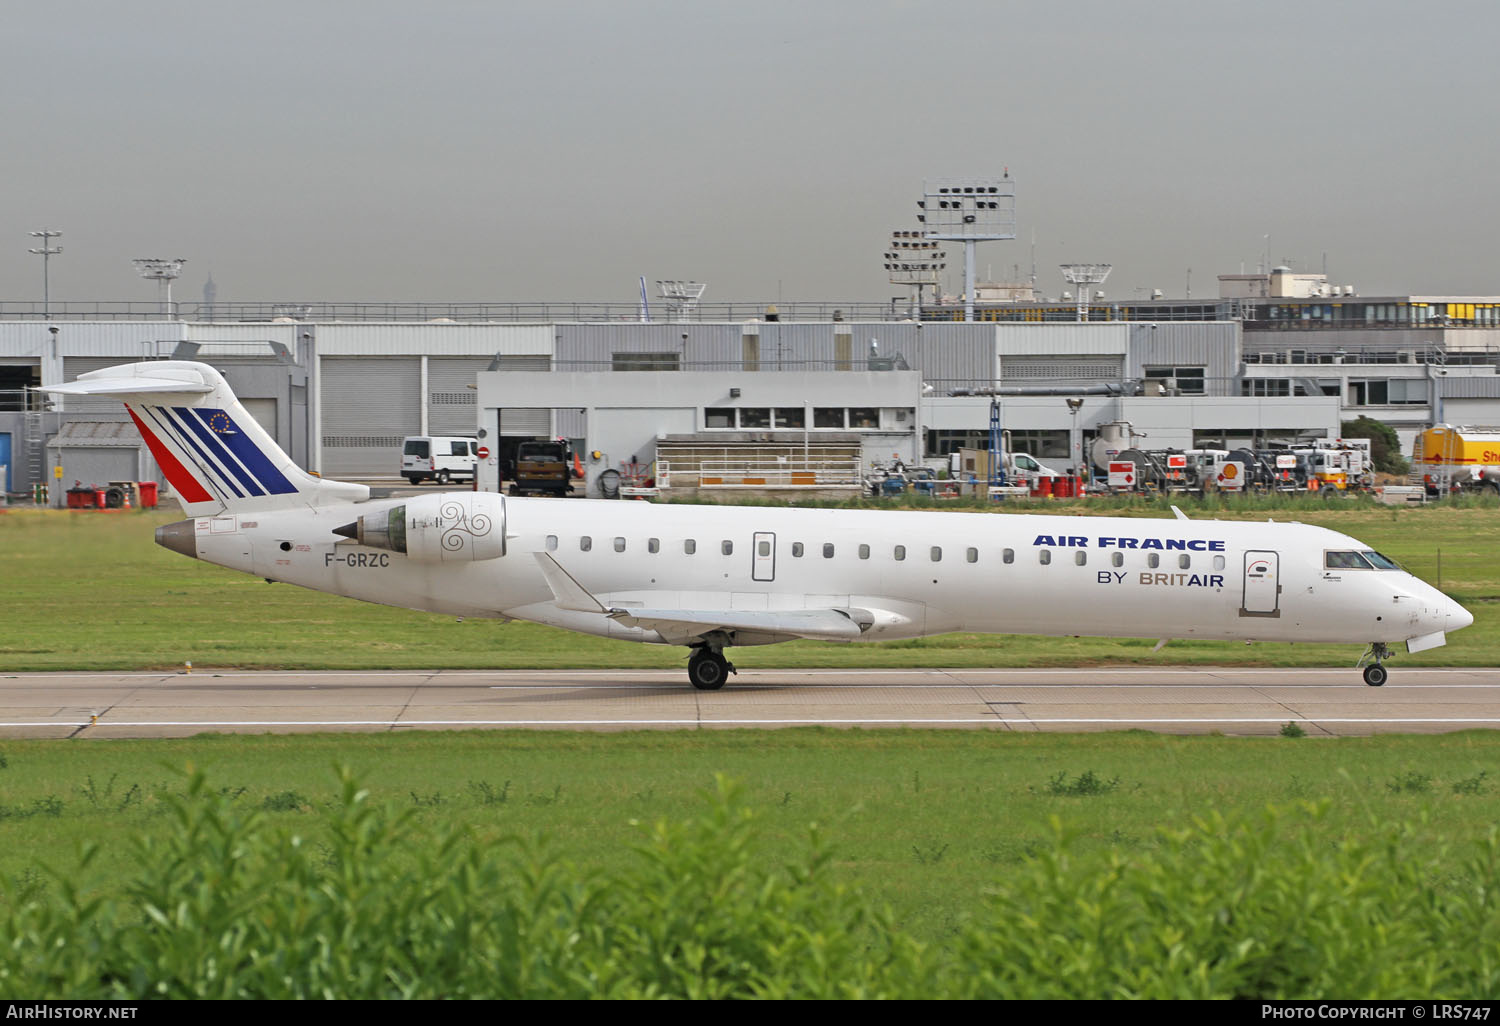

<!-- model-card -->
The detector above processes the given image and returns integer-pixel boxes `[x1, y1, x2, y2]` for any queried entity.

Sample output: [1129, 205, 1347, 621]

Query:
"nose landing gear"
[1358, 642, 1391, 687]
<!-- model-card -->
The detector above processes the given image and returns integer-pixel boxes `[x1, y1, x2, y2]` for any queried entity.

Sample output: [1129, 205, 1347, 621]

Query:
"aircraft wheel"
[1363, 663, 1388, 687]
[688, 650, 730, 691]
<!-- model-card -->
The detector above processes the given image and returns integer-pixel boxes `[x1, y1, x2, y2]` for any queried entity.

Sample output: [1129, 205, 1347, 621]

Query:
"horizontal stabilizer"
[44, 375, 213, 397]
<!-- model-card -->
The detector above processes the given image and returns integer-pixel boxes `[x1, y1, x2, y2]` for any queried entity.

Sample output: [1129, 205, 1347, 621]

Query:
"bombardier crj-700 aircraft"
[49, 362, 1472, 690]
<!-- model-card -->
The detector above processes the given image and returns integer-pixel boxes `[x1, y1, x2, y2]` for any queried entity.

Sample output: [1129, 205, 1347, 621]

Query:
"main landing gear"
[1359, 642, 1391, 687]
[687, 646, 736, 691]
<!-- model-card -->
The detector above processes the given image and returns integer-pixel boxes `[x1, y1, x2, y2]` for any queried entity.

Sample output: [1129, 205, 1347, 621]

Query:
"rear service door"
[752, 532, 776, 582]
[1241, 550, 1280, 616]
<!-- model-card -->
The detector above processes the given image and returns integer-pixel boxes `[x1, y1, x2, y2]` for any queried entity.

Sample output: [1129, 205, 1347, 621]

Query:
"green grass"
[0, 501, 1495, 670]
[2, 731, 1500, 997]
[2, 729, 1499, 947]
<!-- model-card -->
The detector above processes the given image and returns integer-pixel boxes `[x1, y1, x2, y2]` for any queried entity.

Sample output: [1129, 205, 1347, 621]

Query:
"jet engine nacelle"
[345, 493, 507, 563]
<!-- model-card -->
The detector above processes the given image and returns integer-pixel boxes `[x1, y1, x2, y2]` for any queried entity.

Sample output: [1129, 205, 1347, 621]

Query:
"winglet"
[532, 552, 607, 613]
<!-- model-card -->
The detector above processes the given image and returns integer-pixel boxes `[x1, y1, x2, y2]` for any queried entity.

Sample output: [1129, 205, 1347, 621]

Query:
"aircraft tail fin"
[43, 361, 368, 517]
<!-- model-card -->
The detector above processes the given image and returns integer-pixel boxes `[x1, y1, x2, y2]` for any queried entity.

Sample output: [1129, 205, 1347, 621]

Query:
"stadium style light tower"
[27, 230, 62, 320]
[656, 280, 706, 323]
[133, 258, 188, 317]
[884, 230, 945, 320]
[919, 173, 1016, 322]
[1060, 263, 1112, 322]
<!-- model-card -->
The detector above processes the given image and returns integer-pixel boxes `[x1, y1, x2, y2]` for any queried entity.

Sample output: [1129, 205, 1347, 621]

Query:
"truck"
[508, 439, 574, 497]
[952, 448, 1064, 488]
[1413, 425, 1500, 496]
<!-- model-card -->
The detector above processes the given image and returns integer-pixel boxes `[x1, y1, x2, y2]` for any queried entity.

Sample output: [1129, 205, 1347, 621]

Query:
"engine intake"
[339, 493, 506, 563]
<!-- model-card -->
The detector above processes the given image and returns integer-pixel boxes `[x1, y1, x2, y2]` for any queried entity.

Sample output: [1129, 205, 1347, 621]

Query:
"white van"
[401, 436, 478, 485]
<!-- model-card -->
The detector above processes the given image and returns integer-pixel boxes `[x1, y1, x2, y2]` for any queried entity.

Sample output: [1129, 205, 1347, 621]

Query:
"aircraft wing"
[608, 607, 865, 642]
[532, 552, 868, 644]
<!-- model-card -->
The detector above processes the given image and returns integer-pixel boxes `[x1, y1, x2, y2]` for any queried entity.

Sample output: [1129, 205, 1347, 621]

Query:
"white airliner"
[48, 361, 1472, 690]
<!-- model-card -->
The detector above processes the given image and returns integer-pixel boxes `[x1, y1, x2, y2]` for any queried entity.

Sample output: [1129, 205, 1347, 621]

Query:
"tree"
[1341, 416, 1409, 475]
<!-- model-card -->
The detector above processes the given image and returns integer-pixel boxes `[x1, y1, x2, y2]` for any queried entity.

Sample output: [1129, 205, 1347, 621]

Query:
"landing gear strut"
[1359, 642, 1391, 687]
[687, 647, 735, 691]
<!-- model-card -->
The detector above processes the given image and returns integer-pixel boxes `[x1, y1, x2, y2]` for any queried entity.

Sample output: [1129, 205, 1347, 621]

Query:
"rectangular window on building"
[705, 408, 735, 428]
[612, 352, 680, 372]
[848, 408, 879, 429]
[814, 408, 845, 428]
[774, 408, 805, 428]
[739, 408, 771, 428]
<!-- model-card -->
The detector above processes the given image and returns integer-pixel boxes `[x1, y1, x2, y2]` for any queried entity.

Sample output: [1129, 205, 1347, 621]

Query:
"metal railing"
[657, 457, 863, 489]
[0, 299, 900, 323]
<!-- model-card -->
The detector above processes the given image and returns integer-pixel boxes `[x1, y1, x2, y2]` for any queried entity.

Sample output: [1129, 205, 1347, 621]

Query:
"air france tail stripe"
[145, 405, 247, 500]
[188, 408, 298, 495]
[170, 406, 264, 497]
[125, 406, 214, 504]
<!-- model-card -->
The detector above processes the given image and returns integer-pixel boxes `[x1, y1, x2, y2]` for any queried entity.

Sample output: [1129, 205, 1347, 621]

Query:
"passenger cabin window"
[684, 539, 696, 555]
[580, 536, 592, 552]
[1111, 552, 1123, 568]
[1075, 551, 1087, 566]
[1039, 549, 1051, 565]
[858, 544, 870, 559]
[722, 540, 733, 556]
[614, 537, 626, 552]
[545, 535, 558, 551]
[1178, 554, 1191, 569]
[648, 538, 660, 553]
[1212, 554, 1225, 571]
[930, 546, 942, 562]
[1326, 551, 1375, 570]
[758, 540, 771, 557]
[792, 542, 804, 557]
[1147, 553, 1159, 568]
[966, 547, 978, 563]
[894, 545, 906, 561]
[1003, 548, 1014, 564]
[823, 543, 835, 558]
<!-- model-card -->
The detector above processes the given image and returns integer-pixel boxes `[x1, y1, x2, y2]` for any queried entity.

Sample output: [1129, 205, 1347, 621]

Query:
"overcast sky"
[3, 0, 1497, 307]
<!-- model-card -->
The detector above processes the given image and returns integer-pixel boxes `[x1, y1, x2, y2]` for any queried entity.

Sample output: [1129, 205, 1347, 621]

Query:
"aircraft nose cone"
[1448, 600, 1475, 633]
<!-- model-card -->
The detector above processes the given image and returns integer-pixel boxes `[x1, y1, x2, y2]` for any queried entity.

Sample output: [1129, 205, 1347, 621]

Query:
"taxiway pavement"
[2, 667, 1498, 738]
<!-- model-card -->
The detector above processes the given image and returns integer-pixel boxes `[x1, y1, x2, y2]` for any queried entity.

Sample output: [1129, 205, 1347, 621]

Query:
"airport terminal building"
[1, 277, 1496, 501]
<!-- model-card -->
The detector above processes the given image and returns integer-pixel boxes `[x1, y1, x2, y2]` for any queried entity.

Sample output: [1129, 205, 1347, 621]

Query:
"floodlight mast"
[27, 230, 62, 320]
[919, 174, 1016, 322]
[884, 229, 946, 321]
[133, 258, 187, 317]
[655, 280, 706, 323]
[1059, 263, 1112, 322]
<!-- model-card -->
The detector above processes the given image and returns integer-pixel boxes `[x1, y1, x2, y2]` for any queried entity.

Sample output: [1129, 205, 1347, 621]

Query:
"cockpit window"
[1325, 550, 1374, 570]
[1363, 550, 1402, 570]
